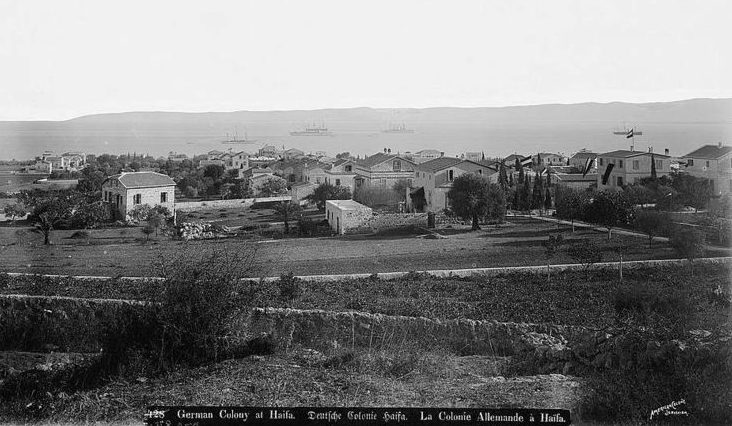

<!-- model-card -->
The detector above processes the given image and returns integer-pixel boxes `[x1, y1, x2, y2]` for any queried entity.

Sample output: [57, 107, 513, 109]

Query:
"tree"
[258, 176, 289, 197]
[71, 200, 111, 229]
[544, 188, 553, 211]
[18, 190, 75, 245]
[147, 212, 166, 236]
[586, 191, 633, 239]
[273, 201, 302, 234]
[519, 175, 531, 212]
[498, 162, 509, 192]
[336, 152, 351, 160]
[447, 174, 495, 230]
[670, 226, 705, 276]
[531, 174, 544, 211]
[555, 186, 587, 232]
[3, 204, 26, 224]
[566, 239, 603, 271]
[141, 223, 155, 241]
[306, 183, 352, 211]
[392, 179, 411, 202]
[634, 209, 667, 249]
[484, 182, 507, 223]
[650, 153, 657, 179]
[203, 164, 226, 181]
[542, 234, 564, 280]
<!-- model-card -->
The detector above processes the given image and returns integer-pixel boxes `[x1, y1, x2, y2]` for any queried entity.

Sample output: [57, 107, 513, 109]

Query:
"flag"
[601, 163, 615, 185]
[625, 128, 634, 139]
[582, 156, 595, 177]
[520, 156, 533, 167]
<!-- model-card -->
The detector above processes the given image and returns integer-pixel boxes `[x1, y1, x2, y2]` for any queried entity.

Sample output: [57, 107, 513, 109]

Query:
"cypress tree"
[508, 170, 514, 187]
[498, 162, 509, 191]
[531, 174, 544, 209]
[521, 175, 531, 211]
[544, 187, 553, 210]
[650, 153, 657, 179]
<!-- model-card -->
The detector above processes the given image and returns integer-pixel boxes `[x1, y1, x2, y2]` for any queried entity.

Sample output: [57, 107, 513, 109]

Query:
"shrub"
[278, 272, 301, 301]
[151, 242, 259, 368]
[670, 226, 705, 274]
[566, 239, 603, 270]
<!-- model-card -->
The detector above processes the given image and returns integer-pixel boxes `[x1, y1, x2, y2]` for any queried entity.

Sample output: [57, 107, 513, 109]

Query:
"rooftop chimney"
[440, 152, 445, 157]
[664, 148, 669, 156]
[630, 145, 634, 152]
[719, 142, 723, 148]
[648, 147, 653, 153]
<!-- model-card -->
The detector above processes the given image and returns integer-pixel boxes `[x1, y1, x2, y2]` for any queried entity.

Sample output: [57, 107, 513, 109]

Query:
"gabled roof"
[415, 149, 442, 156]
[571, 151, 598, 159]
[358, 153, 414, 168]
[106, 172, 175, 188]
[415, 157, 463, 173]
[600, 150, 670, 159]
[683, 144, 732, 159]
[504, 154, 525, 162]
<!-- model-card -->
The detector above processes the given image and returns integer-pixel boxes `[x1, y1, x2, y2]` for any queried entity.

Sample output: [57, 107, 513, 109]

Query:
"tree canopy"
[447, 173, 504, 230]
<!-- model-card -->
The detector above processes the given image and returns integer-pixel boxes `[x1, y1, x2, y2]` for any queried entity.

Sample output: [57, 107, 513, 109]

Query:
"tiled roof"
[683, 144, 732, 159]
[600, 150, 670, 159]
[571, 151, 598, 159]
[357, 153, 411, 168]
[415, 157, 463, 173]
[109, 172, 175, 188]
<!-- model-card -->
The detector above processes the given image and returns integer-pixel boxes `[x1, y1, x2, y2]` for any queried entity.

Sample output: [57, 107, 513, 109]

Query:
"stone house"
[325, 200, 373, 234]
[596, 149, 671, 189]
[533, 152, 568, 167]
[353, 153, 418, 188]
[409, 149, 443, 164]
[408, 157, 497, 212]
[291, 181, 318, 203]
[681, 143, 732, 196]
[569, 150, 598, 172]
[102, 171, 176, 220]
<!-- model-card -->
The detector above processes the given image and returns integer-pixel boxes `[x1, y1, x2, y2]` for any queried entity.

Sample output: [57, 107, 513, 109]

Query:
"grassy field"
[177, 205, 323, 228]
[2, 216, 725, 278]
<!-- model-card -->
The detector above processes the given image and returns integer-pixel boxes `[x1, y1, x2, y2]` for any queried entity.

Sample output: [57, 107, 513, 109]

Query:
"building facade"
[596, 149, 671, 189]
[325, 200, 373, 235]
[681, 144, 732, 196]
[102, 172, 176, 220]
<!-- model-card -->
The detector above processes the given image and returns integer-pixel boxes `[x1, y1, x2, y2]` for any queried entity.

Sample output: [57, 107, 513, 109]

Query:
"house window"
[656, 160, 663, 169]
[335, 179, 341, 186]
[618, 160, 623, 169]
[633, 160, 639, 170]
[478, 169, 483, 175]
[134, 194, 142, 205]
[448, 170, 454, 181]
[617, 176, 624, 186]
[687, 159, 694, 167]
[161, 192, 167, 203]
[345, 165, 352, 172]
[393, 160, 401, 171]
[706, 160, 710, 168]
[599, 158, 603, 166]
[710, 179, 715, 191]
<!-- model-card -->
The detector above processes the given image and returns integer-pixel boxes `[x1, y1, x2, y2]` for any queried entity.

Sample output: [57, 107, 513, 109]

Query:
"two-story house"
[569, 150, 598, 172]
[102, 172, 176, 220]
[408, 157, 497, 212]
[682, 143, 732, 196]
[353, 153, 418, 188]
[596, 149, 670, 189]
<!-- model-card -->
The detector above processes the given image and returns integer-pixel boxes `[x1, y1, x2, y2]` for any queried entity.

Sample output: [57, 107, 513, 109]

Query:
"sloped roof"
[415, 149, 441, 156]
[683, 144, 732, 159]
[504, 154, 525, 162]
[600, 150, 670, 159]
[571, 151, 598, 159]
[358, 153, 414, 168]
[416, 157, 463, 173]
[108, 172, 175, 188]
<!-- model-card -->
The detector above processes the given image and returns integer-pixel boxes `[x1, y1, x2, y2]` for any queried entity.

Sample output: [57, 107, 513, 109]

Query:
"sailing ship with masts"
[290, 122, 333, 136]
[381, 121, 415, 133]
[222, 129, 258, 144]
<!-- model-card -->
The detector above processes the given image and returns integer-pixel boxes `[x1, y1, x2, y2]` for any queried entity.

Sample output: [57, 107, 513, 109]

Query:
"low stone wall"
[347, 212, 428, 234]
[248, 307, 589, 355]
[177, 195, 293, 212]
[0, 295, 154, 353]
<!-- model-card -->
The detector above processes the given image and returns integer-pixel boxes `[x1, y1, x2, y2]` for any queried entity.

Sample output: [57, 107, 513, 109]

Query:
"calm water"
[1, 118, 729, 160]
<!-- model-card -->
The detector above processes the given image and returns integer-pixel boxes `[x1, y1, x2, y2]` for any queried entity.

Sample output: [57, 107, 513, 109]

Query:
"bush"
[566, 239, 603, 269]
[151, 242, 259, 368]
[670, 226, 706, 266]
[278, 272, 301, 301]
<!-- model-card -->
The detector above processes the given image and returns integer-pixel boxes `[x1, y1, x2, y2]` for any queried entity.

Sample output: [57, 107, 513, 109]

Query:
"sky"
[0, 0, 730, 121]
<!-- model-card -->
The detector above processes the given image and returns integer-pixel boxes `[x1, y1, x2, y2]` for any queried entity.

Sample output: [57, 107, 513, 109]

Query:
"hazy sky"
[1, 0, 730, 120]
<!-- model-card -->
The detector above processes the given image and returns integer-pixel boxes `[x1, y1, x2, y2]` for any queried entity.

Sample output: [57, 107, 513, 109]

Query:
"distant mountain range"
[2, 98, 730, 161]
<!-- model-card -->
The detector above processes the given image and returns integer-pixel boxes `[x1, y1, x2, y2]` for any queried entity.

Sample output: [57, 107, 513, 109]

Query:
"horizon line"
[3, 97, 729, 123]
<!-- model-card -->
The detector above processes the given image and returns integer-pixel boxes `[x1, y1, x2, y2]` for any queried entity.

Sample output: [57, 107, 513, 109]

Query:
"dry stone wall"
[347, 212, 429, 234]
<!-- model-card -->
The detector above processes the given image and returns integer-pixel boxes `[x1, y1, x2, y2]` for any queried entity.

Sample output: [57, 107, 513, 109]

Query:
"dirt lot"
[1, 216, 723, 278]
[178, 204, 323, 228]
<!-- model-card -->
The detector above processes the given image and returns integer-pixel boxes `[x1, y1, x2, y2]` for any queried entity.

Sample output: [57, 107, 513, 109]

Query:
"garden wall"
[347, 212, 428, 234]
[176, 195, 293, 212]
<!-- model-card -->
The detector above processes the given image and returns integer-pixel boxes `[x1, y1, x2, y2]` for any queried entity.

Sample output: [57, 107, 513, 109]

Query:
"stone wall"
[347, 212, 428, 234]
[176, 195, 293, 212]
